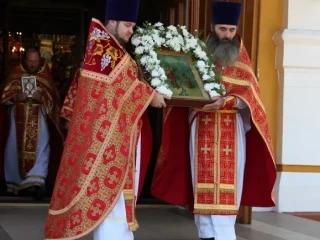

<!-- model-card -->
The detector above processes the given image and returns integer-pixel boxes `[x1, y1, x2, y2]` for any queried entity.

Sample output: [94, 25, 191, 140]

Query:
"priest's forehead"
[213, 24, 237, 31]
[121, 21, 136, 27]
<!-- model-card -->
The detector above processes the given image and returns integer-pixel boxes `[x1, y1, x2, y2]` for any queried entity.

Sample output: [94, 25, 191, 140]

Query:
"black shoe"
[34, 186, 46, 201]
[200, 238, 215, 240]
[18, 186, 36, 197]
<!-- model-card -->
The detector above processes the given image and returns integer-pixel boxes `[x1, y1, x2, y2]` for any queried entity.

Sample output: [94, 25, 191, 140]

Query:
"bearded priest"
[151, 2, 277, 240]
[44, 0, 169, 239]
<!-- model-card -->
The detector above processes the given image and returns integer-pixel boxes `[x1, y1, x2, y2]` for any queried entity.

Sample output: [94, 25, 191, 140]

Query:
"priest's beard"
[25, 66, 40, 74]
[208, 31, 240, 66]
[114, 23, 127, 47]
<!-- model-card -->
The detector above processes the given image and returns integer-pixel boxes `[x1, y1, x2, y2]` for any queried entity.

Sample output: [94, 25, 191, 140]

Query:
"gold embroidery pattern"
[194, 112, 238, 215]
[15, 103, 41, 178]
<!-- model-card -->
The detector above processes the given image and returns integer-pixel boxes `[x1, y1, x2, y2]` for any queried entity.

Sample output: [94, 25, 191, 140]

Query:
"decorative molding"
[274, 29, 320, 72]
[274, 29, 320, 46]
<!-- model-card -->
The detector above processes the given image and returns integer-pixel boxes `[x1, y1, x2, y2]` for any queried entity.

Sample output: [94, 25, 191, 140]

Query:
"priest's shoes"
[200, 238, 215, 240]
[34, 186, 46, 200]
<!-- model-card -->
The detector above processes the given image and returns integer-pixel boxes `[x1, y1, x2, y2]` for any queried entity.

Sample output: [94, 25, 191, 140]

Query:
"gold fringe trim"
[129, 220, 139, 231]
[193, 109, 239, 113]
[193, 209, 238, 215]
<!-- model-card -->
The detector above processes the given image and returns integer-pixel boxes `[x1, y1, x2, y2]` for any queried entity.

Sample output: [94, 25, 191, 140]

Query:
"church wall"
[251, 0, 282, 213]
[273, 0, 320, 212]
[258, 0, 282, 151]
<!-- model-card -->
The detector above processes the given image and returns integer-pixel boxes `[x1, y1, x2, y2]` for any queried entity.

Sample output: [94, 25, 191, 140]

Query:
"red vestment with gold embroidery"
[151, 41, 276, 215]
[60, 67, 153, 199]
[0, 60, 62, 191]
[44, 19, 155, 239]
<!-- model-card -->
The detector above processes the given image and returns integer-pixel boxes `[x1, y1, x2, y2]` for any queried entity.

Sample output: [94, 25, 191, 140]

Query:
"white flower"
[209, 90, 221, 97]
[158, 68, 165, 76]
[202, 74, 211, 81]
[166, 32, 172, 39]
[137, 28, 144, 34]
[212, 83, 221, 89]
[197, 60, 206, 69]
[131, 37, 141, 46]
[160, 74, 167, 80]
[197, 50, 207, 59]
[147, 57, 157, 65]
[204, 83, 216, 92]
[151, 69, 160, 77]
[149, 50, 157, 59]
[135, 46, 144, 55]
[140, 56, 148, 65]
[151, 78, 162, 87]
[154, 22, 163, 27]
[156, 85, 173, 97]
[168, 25, 177, 32]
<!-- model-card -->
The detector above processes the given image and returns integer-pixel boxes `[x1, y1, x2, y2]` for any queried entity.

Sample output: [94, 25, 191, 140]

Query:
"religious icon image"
[157, 49, 211, 107]
[21, 76, 37, 97]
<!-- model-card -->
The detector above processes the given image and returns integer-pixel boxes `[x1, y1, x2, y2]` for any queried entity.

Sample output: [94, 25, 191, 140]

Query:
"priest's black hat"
[212, 2, 242, 25]
[106, 0, 140, 23]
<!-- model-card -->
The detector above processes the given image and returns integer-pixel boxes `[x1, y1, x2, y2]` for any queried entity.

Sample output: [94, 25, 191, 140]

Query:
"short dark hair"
[23, 46, 40, 59]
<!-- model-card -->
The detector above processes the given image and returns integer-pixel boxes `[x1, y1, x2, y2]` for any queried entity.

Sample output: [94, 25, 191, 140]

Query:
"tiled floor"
[0, 206, 320, 240]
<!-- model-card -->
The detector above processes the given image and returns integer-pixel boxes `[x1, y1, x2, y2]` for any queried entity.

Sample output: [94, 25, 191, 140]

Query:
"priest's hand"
[203, 96, 225, 111]
[31, 92, 42, 102]
[15, 92, 28, 102]
[150, 93, 170, 108]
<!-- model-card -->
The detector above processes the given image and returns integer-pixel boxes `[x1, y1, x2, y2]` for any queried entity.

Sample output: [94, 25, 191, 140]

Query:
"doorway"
[0, 1, 261, 219]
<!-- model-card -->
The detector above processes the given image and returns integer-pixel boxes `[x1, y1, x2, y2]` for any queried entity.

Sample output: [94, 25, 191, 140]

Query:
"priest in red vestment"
[0, 47, 62, 199]
[151, 2, 277, 240]
[44, 0, 168, 239]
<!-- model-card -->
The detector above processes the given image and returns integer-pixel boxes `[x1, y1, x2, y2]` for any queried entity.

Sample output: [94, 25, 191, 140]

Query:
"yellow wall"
[258, 0, 283, 155]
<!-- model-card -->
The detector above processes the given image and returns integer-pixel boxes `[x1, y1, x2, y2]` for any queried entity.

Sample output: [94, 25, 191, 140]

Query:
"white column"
[273, 0, 320, 212]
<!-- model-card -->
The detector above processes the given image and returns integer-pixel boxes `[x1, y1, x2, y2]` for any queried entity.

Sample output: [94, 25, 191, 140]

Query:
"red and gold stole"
[194, 109, 238, 215]
[44, 18, 154, 240]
